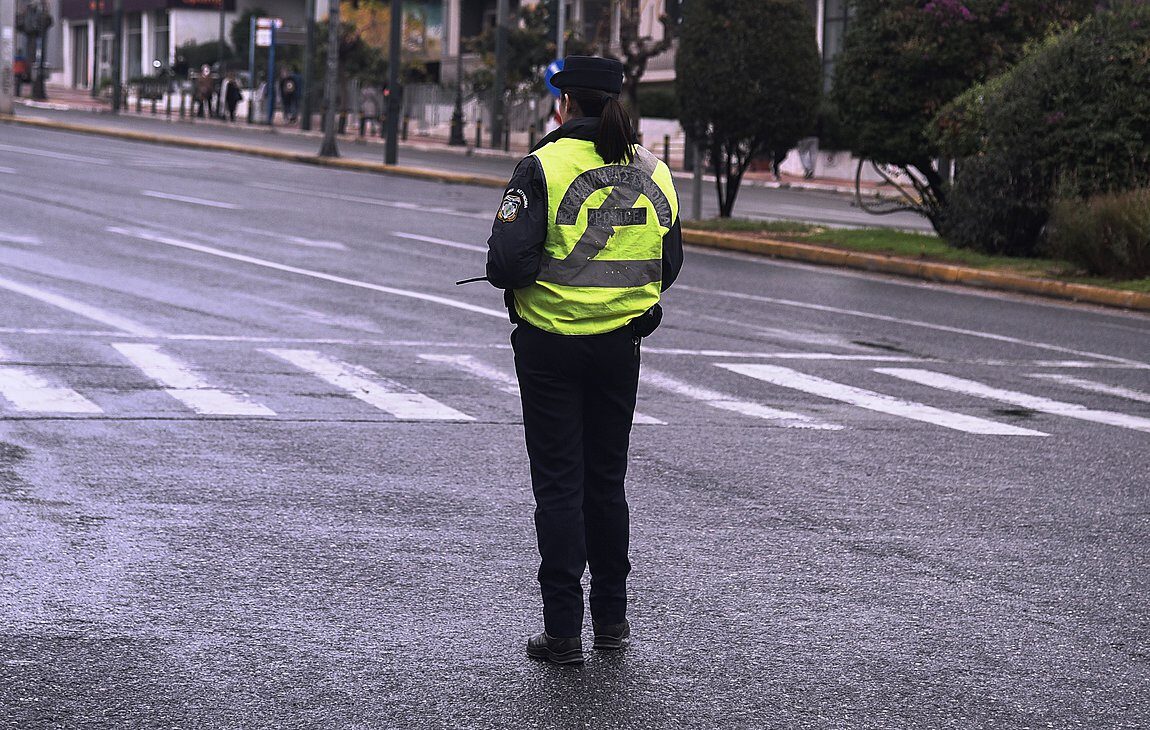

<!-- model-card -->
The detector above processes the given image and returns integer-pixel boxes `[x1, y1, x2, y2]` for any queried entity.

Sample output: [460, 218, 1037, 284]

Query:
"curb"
[683, 230, 1150, 313]
[0, 114, 509, 189]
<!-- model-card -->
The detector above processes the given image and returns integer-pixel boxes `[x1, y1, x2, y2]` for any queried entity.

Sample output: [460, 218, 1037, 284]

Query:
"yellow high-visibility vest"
[513, 139, 679, 335]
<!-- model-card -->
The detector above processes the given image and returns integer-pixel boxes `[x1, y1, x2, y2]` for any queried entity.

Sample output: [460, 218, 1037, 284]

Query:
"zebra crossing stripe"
[720, 364, 1046, 436]
[0, 366, 102, 414]
[876, 368, 1150, 434]
[112, 343, 275, 417]
[1028, 373, 1150, 405]
[418, 353, 665, 425]
[643, 369, 841, 430]
[266, 349, 474, 421]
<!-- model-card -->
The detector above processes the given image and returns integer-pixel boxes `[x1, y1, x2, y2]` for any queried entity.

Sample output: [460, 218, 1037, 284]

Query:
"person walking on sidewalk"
[194, 65, 214, 118]
[485, 55, 683, 665]
[221, 72, 243, 122]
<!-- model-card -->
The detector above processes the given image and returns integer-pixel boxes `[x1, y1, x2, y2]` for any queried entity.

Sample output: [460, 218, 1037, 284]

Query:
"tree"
[677, 0, 820, 217]
[230, 7, 267, 65]
[616, 0, 677, 120]
[469, 3, 591, 94]
[831, 0, 1094, 233]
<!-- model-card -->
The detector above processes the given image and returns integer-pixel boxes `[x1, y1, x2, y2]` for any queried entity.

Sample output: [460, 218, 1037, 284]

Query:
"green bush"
[934, 2, 1150, 255]
[941, 158, 1049, 256]
[637, 87, 678, 120]
[1046, 188, 1150, 278]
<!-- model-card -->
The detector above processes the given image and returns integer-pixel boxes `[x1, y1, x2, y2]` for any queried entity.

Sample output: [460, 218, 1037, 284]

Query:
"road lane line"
[0, 274, 159, 336]
[1028, 374, 1150, 404]
[0, 142, 111, 165]
[877, 368, 1150, 433]
[107, 226, 507, 320]
[0, 345, 102, 413]
[643, 369, 840, 430]
[112, 343, 275, 416]
[419, 353, 665, 425]
[392, 232, 488, 253]
[676, 284, 1148, 368]
[0, 233, 40, 245]
[0, 166, 16, 175]
[250, 182, 490, 220]
[142, 191, 241, 209]
[236, 226, 348, 250]
[721, 364, 1046, 436]
[267, 349, 473, 421]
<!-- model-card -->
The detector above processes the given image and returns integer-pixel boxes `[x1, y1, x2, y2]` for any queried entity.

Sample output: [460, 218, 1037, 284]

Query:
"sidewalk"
[17, 84, 882, 196]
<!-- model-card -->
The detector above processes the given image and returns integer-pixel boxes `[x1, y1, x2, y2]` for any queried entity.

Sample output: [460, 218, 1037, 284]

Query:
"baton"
[455, 276, 489, 285]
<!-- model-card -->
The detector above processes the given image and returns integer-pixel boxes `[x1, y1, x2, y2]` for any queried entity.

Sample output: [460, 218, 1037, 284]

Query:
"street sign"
[545, 58, 563, 97]
[255, 17, 283, 47]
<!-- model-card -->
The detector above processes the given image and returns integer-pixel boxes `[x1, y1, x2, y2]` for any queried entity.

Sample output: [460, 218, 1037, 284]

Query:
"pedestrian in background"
[194, 65, 214, 118]
[280, 67, 301, 123]
[485, 55, 683, 665]
[359, 83, 382, 138]
[221, 72, 243, 122]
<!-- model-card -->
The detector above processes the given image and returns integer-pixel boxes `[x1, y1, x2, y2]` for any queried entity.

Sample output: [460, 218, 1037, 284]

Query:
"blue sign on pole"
[545, 59, 564, 98]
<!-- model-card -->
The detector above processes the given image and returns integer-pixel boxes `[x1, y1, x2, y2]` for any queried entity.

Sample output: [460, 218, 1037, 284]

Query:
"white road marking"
[112, 343, 275, 416]
[0, 345, 102, 413]
[643, 369, 840, 429]
[721, 363, 1046, 436]
[0, 233, 40, 245]
[1029, 374, 1150, 404]
[142, 191, 241, 210]
[108, 227, 507, 320]
[0, 142, 110, 165]
[250, 182, 490, 220]
[267, 349, 473, 421]
[0, 166, 16, 174]
[419, 353, 665, 425]
[643, 345, 922, 362]
[237, 226, 348, 251]
[392, 232, 488, 253]
[0, 274, 159, 336]
[877, 368, 1150, 433]
[676, 284, 1148, 368]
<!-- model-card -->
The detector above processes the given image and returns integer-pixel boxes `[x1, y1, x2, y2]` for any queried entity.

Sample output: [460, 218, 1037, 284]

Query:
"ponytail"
[565, 87, 637, 165]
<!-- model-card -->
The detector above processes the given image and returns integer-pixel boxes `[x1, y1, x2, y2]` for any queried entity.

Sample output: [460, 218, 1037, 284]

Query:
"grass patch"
[683, 218, 1150, 293]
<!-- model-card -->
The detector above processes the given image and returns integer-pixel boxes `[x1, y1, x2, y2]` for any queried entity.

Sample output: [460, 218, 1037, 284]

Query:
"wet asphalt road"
[0, 124, 1148, 729]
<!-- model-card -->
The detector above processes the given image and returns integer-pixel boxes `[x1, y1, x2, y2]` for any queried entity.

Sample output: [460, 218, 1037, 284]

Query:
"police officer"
[485, 56, 683, 665]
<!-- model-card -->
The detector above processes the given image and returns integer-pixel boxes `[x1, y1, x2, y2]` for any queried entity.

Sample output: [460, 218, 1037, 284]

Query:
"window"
[127, 12, 142, 79]
[153, 10, 169, 70]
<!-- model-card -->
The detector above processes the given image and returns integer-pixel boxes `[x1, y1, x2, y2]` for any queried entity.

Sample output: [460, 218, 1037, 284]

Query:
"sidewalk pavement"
[5, 86, 1146, 313]
[18, 84, 881, 196]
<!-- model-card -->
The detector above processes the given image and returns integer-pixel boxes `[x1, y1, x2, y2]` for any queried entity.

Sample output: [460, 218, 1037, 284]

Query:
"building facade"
[55, 0, 318, 89]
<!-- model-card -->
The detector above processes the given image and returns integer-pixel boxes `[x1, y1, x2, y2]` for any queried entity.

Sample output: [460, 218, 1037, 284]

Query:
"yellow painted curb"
[684, 230, 1150, 312]
[0, 114, 508, 189]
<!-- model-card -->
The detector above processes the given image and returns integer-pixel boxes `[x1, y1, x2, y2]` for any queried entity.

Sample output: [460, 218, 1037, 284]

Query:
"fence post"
[475, 118, 482, 149]
[663, 134, 670, 164]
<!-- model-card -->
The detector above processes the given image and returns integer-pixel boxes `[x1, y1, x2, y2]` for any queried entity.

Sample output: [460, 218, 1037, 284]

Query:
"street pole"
[691, 142, 703, 220]
[217, 0, 225, 77]
[246, 15, 254, 122]
[383, 0, 400, 164]
[490, 0, 507, 149]
[0, 0, 13, 115]
[318, 0, 339, 157]
[31, 14, 46, 100]
[111, 0, 122, 112]
[90, 3, 99, 98]
[300, 0, 315, 130]
[556, 0, 564, 60]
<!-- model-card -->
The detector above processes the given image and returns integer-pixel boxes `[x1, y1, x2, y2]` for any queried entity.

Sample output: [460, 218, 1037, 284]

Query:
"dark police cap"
[549, 56, 624, 95]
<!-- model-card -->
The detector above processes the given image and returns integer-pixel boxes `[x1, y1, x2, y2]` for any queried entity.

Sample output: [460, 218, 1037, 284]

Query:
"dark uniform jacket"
[486, 118, 684, 315]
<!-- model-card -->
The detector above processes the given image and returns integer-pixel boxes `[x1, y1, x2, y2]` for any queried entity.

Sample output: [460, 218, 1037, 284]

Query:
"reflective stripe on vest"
[515, 140, 679, 335]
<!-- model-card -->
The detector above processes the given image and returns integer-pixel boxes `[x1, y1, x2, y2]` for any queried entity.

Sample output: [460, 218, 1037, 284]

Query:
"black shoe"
[526, 632, 584, 664]
[592, 620, 631, 651]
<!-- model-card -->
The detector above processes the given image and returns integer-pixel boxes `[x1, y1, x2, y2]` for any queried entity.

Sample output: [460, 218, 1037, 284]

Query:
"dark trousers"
[512, 322, 640, 638]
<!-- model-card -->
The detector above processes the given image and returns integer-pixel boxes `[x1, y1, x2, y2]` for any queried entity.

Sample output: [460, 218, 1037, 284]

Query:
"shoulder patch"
[498, 189, 526, 223]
